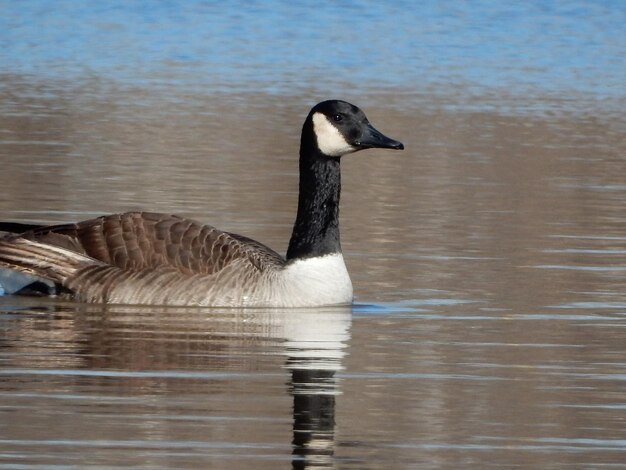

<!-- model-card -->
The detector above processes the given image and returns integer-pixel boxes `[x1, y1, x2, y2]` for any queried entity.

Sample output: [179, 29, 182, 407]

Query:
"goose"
[0, 100, 403, 307]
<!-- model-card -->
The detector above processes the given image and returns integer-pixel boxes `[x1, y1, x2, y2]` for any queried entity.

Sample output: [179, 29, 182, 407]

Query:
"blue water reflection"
[1, 1, 624, 104]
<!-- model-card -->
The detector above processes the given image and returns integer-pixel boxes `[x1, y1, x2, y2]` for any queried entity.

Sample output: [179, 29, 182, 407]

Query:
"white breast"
[164, 254, 353, 308]
[277, 253, 353, 307]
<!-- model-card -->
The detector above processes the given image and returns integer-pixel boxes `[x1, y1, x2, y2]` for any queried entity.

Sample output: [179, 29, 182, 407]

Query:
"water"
[1, 1, 626, 469]
[1, 1, 625, 112]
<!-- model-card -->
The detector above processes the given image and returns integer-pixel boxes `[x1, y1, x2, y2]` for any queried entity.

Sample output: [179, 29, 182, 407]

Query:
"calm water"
[1, 2, 626, 469]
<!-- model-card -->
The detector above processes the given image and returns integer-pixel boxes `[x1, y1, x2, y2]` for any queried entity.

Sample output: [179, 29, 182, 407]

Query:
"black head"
[305, 100, 404, 158]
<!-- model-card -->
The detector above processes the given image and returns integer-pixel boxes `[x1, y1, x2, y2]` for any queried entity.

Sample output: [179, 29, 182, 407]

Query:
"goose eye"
[332, 114, 342, 122]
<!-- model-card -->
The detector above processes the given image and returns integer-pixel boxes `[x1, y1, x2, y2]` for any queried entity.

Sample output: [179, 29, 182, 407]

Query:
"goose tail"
[0, 237, 93, 294]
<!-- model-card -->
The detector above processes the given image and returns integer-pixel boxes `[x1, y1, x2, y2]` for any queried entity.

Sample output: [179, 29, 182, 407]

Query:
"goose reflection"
[0, 298, 351, 469]
[281, 309, 350, 469]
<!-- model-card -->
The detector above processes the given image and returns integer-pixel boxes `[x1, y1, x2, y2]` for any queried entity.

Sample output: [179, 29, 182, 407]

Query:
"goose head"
[304, 100, 404, 158]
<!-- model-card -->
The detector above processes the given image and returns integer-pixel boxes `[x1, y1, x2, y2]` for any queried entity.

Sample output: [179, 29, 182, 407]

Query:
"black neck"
[286, 134, 342, 261]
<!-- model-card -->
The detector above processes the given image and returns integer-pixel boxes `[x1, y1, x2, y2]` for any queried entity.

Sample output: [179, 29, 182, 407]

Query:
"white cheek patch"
[312, 112, 357, 157]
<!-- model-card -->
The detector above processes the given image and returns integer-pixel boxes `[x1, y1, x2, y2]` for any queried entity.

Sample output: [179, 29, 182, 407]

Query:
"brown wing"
[18, 212, 286, 275]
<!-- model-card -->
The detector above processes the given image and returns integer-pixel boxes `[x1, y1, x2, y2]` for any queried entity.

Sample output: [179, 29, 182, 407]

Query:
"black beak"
[357, 123, 404, 150]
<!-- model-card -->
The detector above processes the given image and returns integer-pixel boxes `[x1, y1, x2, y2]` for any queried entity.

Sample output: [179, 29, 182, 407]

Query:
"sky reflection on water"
[1, 1, 624, 111]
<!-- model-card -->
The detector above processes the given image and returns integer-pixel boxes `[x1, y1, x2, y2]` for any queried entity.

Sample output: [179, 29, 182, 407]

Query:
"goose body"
[0, 100, 403, 307]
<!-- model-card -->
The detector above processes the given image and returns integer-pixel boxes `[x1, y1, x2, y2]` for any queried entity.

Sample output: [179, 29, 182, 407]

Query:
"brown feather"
[0, 212, 288, 305]
[18, 212, 286, 275]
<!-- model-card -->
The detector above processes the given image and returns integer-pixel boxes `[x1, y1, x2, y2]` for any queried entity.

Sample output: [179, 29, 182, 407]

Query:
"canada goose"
[0, 100, 403, 307]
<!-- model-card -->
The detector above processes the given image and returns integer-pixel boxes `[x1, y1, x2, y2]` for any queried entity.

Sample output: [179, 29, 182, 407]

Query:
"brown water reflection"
[1, 76, 626, 468]
[0, 298, 350, 469]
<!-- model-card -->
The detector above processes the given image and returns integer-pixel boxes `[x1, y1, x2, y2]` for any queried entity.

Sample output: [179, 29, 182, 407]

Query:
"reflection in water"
[0, 298, 351, 469]
[291, 367, 337, 469]
[1, 2, 624, 112]
[284, 313, 350, 469]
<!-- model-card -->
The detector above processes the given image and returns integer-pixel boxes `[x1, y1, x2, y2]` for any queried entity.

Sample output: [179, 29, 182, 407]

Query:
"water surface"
[1, 2, 626, 469]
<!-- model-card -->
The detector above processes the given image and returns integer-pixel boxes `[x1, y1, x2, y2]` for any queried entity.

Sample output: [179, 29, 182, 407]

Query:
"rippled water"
[1, 2, 626, 469]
